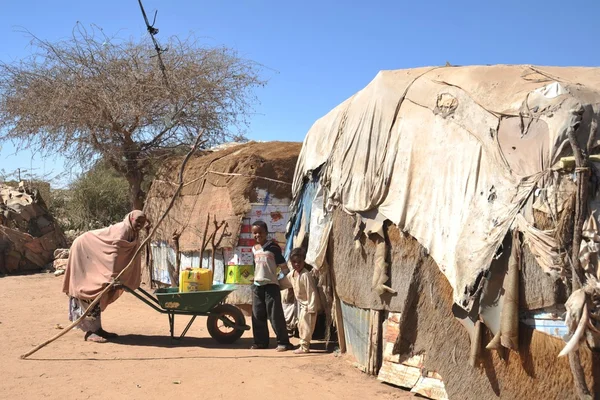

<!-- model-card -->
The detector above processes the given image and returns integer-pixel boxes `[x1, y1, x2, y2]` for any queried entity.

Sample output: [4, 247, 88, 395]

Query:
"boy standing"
[250, 220, 293, 352]
[288, 247, 320, 354]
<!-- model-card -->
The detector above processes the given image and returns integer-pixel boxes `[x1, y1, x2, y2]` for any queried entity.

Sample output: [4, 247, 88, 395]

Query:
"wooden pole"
[20, 135, 206, 359]
[566, 115, 597, 399]
[368, 309, 383, 375]
[171, 230, 181, 287]
[566, 117, 596, 291]
[469, 320, 483, 368]
[210, 217, 227, 272]
[569, 350, 593, 400]
[328, 246, 347, 353]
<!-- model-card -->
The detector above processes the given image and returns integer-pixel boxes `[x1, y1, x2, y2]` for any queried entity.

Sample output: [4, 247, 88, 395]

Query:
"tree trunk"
[125, 171, 146, 210]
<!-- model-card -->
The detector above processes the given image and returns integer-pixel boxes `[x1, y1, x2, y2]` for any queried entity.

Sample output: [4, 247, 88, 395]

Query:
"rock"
[0, 183, 67, 274]
[54, 269, 65, 277]
[53, 259, 68, 271]
[53, 248, 70, 259]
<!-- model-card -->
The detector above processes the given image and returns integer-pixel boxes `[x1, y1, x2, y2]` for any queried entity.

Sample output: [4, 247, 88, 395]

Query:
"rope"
[154, 170, 292, 187]
[206, 170, 292, 185]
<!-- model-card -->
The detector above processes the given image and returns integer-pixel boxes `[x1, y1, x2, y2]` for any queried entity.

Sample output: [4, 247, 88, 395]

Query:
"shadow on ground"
[24, 336, 336, 362]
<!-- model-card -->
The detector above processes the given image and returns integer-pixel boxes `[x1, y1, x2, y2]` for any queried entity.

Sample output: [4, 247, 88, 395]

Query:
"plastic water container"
[179, 268, 213, 292]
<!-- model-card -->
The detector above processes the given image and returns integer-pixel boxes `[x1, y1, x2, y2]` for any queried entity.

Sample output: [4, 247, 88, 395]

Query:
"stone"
[53, 258, 68, 270]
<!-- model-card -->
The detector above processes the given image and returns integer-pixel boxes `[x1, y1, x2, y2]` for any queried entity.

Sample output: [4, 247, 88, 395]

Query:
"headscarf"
[62, 211, 147, 310]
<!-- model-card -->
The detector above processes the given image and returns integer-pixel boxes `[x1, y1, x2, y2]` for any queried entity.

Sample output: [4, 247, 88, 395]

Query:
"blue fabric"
[285, 178, 319, 259]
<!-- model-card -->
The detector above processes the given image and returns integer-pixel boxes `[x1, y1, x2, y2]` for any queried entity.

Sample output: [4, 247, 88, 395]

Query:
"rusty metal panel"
[340, 301, 371, 369]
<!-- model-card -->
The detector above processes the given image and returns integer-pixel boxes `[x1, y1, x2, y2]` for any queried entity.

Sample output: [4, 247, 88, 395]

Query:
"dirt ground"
[0, 273, 412, 400]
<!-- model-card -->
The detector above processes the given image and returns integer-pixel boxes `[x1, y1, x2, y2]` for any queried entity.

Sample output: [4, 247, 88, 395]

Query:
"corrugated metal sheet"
[180, 252, 201, 269]
[151, 241, 176, 285]
[340, 301, 371, 369]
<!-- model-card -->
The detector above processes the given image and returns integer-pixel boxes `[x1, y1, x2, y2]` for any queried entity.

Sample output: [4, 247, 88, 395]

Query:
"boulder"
[0, 184, 67, 274]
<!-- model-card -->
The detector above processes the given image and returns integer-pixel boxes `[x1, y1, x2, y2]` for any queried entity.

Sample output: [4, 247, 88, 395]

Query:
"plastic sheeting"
[285, 178, 319, 259]
[305, 185, 332, 267]
[291, 65, 600, 311]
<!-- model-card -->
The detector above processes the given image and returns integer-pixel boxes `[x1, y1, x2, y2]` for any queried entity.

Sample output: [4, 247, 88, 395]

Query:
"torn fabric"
[291, 65, 600, 311]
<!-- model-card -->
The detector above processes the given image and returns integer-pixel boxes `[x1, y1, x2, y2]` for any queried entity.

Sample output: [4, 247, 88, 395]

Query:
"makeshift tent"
[287, 65, 600, 399]
[143, 141, 301, 307]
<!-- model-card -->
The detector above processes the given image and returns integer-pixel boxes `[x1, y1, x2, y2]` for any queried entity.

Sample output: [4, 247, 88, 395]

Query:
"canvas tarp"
[291, 65, 600, 311]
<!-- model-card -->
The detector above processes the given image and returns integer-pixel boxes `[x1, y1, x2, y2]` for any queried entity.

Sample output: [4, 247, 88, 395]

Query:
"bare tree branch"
[0, 24, 265, 209]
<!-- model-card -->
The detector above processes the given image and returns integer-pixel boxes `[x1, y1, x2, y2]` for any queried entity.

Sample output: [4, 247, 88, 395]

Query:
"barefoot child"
[288, 247, 320, 354]
[250, 220, 294, 351]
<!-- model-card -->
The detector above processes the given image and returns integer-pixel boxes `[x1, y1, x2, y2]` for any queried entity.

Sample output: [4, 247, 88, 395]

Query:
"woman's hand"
[107, 279, 123, 290]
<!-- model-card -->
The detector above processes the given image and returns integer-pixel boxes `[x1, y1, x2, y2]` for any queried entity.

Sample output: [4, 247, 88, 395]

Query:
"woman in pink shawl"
[62, 210, 149, 343]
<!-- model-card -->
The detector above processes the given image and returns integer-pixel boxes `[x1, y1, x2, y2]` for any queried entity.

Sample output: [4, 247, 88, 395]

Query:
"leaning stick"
[20, 135, 205, 359]
[566, 117, 596, 292]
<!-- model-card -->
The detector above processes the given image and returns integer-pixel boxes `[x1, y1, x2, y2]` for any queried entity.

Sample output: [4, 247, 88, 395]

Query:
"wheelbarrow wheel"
[207, 304, 246, 344]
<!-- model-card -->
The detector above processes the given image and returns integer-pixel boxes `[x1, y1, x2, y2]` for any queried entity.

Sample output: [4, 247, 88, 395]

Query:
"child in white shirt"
[287, 247, 320, 354]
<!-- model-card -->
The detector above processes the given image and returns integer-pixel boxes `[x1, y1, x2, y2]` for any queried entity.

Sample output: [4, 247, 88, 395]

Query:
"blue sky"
[2, 0, 600, 187]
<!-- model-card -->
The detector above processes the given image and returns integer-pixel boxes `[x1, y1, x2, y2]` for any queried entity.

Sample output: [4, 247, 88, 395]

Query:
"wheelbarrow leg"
[179, 316, 197, 340]
[168, 313, 175, 344]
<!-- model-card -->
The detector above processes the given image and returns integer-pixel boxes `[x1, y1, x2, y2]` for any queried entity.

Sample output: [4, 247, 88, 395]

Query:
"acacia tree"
[0, 25, 264, 209]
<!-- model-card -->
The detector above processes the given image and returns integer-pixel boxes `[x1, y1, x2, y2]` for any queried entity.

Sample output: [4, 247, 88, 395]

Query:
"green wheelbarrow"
[122, 284, 250, 344]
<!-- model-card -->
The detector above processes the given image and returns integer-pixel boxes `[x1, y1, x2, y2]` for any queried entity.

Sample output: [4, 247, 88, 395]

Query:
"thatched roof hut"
[287, 65, 600, 399]
[144, 141, 301, 305]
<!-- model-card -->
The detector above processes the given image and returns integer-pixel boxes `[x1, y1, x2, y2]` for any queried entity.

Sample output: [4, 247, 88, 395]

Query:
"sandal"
[293, 348, 309, 354]
[97, 328, 118, 338]
[84, 332, 107, 343]
[250, 344, 268, 350]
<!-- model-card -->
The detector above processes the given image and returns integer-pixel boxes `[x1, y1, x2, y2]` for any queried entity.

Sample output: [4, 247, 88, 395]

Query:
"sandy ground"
[0, 273, 412, 400]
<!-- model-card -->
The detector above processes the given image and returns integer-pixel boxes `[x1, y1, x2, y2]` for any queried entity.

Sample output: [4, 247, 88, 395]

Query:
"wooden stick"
[170, 230, 181, 287]
[199, 213, 211, 256]
[210, 217, 227, 271]
[566, 119, 592, 292]
[469, 320, 483, 368]
[569, 350, 593, 399]
[20, 135, 206, 359]
[565, 115, 596, 398]
[328, 250, 347, 353]
[367, 309, 382, 375]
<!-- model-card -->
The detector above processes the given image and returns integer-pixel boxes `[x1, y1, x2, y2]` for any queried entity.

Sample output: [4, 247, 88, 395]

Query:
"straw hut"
[287, 65, 600, 399]
[143, 141, 301, 311]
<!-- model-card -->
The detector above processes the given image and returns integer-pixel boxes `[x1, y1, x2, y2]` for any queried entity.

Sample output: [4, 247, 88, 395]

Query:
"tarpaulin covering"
[290, 65, 600, 311]
[284, 178, 318, 258]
